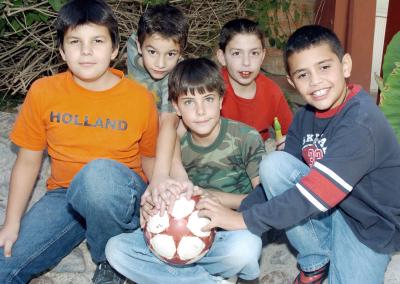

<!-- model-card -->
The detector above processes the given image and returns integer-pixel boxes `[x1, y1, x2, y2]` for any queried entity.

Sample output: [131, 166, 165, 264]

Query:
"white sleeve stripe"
[314, 162, 353, 192]
[296, 183, 328, 212]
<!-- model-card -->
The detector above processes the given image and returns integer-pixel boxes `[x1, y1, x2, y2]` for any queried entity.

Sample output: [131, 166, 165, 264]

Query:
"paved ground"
[1, 109, 399, 284]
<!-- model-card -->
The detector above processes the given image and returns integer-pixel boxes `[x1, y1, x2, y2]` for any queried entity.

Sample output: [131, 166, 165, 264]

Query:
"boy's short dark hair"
[284, 25, 344, 74]
[56, 0, 119, 50]
[219, 18, 265, 51]
[137, 4, 189, 51]
[168, 58, 225, 102]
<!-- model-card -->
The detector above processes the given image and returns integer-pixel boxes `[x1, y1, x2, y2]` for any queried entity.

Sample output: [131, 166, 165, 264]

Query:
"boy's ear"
[216, 49, 226, 66]
[342, 53, 352, 78]
[111, 46, 119, 60]
[172, 101, 181, 116]
[219, 96, 224, 110]
[59, 47, 66, 61]
[286, 75, 295, 89]
[135, 39, 142, 55]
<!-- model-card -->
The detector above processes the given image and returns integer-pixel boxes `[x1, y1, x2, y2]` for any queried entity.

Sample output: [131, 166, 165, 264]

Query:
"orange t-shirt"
[10, 69, 158, 189]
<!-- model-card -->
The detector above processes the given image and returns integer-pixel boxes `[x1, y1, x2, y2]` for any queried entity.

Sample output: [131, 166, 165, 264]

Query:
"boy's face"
[217, 33, 265, 88]
[60, 23, 118, 88]
[173, 90, 223, 145]
[287, 43, 352, 111]
[137, 33, 181, 80]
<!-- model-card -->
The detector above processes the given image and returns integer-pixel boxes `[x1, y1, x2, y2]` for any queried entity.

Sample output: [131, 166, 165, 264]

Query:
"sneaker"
[293, 263, 329, 284]
[92, 261, 126, 284]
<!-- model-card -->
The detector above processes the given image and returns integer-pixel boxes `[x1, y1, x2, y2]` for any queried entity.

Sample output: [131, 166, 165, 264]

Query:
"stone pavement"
[0, 111, 399, 284]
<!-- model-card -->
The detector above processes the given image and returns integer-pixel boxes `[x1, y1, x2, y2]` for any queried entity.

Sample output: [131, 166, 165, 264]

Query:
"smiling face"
[287, 43, 352, 111]
[173, 90, 223, 146]
[137, 33, 181, 80]
[60, 23, 118, 90]
[217, 33, 265, 89]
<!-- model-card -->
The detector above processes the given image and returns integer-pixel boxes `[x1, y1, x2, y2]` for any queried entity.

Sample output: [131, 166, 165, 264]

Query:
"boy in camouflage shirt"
[105, 58, 265, 283]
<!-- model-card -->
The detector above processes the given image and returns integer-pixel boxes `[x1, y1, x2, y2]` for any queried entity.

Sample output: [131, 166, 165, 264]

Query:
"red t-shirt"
[221, 68, 293, 140]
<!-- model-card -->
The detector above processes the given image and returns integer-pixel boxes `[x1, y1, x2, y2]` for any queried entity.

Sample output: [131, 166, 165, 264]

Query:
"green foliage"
[48, 0, 68, 11]
[0, 0, 65, 36]
[246, 0, 306, 49]
[379, 32, 400, 142]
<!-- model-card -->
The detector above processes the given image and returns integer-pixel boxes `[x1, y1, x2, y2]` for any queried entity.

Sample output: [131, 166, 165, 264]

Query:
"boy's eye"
[147, 49, 156, 55]
[205, 96, 214, 102]
[68, 39, 79, 45]
[182, 100, 193, 106]
[167, 52, 177, 57]
[296, 72, 308, 80]
[231, 51, 240, 56]
[321, 64, 331, 70]
[251, 51, 260, 56]
[94, 39, 104, 44]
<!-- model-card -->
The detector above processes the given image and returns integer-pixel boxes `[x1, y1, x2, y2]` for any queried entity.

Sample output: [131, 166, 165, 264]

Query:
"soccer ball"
[144, 195, 215, 265]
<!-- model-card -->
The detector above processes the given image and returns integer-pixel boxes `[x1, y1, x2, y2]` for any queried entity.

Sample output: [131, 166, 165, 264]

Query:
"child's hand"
[141, 178, 182, 216]
[275, 135, 286, 151]
[0, 225, 19, 257]
[140, 193, 156, 228]
[196, 197, 246, 231]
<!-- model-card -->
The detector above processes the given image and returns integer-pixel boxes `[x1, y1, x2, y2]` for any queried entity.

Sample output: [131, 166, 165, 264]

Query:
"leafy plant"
[0, 0, 67, 36]
[377, 32, 400, 142]
[246, 0, 309, 49]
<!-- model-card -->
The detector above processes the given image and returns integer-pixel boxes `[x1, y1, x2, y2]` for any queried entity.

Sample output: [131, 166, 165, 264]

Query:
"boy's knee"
[105, 235, 123, 264]
[259, 151, 287, 177]
[226, 232, 262, 268]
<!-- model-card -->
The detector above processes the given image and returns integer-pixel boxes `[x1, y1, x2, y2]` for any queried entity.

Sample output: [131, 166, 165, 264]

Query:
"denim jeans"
[106, 228, 262, 284]
[0, 159, 146, 284]
[259, 151, 390, 283]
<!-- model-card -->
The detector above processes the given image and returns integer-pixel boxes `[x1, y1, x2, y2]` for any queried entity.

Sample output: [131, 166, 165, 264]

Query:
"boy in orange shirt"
[217, 18, 293, 149]
[0, 1, 158, 283]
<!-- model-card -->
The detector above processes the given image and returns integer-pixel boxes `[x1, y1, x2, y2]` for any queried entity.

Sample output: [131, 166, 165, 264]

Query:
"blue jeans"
[0, 159, 146, 284]
[259, 151, 390, 283]
[106, 228, 262, 284]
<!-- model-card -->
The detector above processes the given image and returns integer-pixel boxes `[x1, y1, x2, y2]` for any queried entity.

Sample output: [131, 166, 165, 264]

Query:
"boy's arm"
[197, 196, 246, 231]
[202, 189, 247, 210]
[141, 155, 155, 181]
[201, 175, 259, 210]
[143, 112, 189, 210]
[0, 148, 43, 257]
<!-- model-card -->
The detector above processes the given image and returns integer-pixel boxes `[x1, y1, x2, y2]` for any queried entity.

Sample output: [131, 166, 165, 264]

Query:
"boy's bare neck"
[230, 78, 256, 99]
[72, 70, 121, 92]
[190, 119, 222, 147]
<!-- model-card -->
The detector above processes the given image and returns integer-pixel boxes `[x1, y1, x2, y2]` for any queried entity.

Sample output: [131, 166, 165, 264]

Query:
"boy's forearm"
[141, 156, 155, 181]
[170, 136, 188, 181]
[206, 189, 246, 209]
[4, 149, 43, 228]
[152, 113, 180, 180]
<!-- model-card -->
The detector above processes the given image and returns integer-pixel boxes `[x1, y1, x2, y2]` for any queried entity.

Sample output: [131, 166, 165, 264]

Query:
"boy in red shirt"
[217, 18, 293, 149]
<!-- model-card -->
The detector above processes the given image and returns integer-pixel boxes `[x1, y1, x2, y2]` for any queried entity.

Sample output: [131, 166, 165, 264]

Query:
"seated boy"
[0, 1, 158, 283]
[217, 18, 293, 149]
[127, 4, 191, 208]
[199, 25, 400, 284]
[105, 58, 265, 284]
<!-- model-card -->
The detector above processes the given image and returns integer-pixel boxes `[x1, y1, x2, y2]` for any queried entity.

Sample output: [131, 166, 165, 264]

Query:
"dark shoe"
[92, 261, 126, 284]
[293, 263, 329, 284]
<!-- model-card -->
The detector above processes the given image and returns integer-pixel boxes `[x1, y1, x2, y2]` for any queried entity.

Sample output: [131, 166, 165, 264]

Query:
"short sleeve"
[10, 81, 47, 150]
[138, 93, 159, 157]
[242, 129, 265, 179]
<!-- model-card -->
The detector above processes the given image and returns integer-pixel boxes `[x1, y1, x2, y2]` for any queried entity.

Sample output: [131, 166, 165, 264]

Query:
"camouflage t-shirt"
[126, 33, 174, 113]
[181, 118, 265, 194]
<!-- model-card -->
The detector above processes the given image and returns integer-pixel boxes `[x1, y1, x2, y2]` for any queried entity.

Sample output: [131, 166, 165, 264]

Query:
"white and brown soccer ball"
[144, 195, 216, 265]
